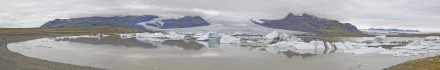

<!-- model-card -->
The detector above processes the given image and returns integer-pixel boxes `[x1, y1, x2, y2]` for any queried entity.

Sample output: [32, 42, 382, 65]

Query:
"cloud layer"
[0, 0, 439, 32]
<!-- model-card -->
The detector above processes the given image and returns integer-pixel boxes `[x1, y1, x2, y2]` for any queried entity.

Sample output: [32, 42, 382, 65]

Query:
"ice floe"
[117, 31, 440, 57]
[220, 35, 241, 44]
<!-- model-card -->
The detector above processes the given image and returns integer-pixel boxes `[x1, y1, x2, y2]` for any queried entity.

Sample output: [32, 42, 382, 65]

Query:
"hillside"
[253, 13, 363, 36]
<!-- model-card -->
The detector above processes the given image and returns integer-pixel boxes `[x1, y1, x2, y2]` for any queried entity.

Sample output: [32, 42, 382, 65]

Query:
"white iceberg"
[333, 42, 348, 50]
[326, 42, 335, 49]
[119, 33, 136, 39]
[309, 40, 326, 49]
[344, 47, 386, 54]
[266, 41, 296, 53]
[295, 42, 315, 50]
[361, 35, 387, 44]
[265, 31, 279, 40]
[343, 42, 356, 49]
[220, 35, 241, 44]
[427, 46, 440, 50]
[425, 36, 440, 41]
[167, 31, 185, 40]
[196, 33, 210, 41]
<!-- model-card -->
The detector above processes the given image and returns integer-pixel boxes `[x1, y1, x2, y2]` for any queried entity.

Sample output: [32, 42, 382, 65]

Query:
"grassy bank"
[322, 33, 440, 37]
[385, 55, 440, 70]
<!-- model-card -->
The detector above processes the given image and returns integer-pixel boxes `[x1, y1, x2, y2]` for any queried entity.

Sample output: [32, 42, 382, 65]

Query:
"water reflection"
[54, 37, 158, 49]
[8, 35, 437, 70]
[161, 40, 204, 50]
[45, 36, 327, 59]
[282, 50, 316, 59]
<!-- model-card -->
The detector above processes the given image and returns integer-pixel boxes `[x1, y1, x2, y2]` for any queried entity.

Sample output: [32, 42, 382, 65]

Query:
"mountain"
[40, 15, 210, 29]
[252, 13, 362, 35]
[40, 15, 159, 29]
[145, 16, 210, 29]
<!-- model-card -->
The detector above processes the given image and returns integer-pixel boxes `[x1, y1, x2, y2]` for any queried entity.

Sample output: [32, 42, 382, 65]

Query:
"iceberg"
[326, 42, 335, 49]
[427, 46, 440, 50]
[167, 31, 185, 40]
[333, 42, 348, 50]
[266, 41, 296, 53]
[220, 35, 241, 44]
[265, 31, 300, 44]
[265, 31, 279, 40]
[425, 36, 440, 41]
[361, 35, 387, 44]
[343, 42, 356, 49]
[208, 32, 222, 41]
[119, 33, 134, 39]
[344, 47, 386, 54]
[135, 32, 167, 38]
[295, 42, 315, 50]
[309, 40, 326, 49]
[195, 33, 209, 41]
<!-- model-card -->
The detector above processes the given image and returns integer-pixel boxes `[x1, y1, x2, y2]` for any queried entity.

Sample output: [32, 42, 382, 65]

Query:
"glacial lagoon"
[7, 36, 439, 70]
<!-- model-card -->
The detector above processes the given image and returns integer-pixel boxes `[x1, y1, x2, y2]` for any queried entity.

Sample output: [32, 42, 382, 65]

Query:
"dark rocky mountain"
[252, 13, 362, 35]
[40, 15, 210, 29]
[40, 15, 159, 29]
[145, 16, 210, 29]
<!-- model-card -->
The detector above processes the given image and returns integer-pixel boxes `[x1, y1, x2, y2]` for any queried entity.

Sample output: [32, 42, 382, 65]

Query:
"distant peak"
[302, 13, 315, 17]
[285, 13, 298, 17]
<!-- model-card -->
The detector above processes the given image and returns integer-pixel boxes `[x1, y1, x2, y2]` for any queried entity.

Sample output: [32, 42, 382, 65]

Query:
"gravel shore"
[0, 33, 103, 70]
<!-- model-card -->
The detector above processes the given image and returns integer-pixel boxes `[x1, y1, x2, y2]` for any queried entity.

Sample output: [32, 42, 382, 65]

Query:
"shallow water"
[7, 36, 437, 70]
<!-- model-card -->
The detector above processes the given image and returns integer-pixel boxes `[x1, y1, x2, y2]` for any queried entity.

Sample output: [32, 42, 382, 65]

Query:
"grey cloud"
[0, 0, 439, 32]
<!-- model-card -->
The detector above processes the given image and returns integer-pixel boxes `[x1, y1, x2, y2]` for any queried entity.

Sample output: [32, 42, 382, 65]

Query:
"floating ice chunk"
[220, 35, 241, 43]
[167, 32, 185, 40]
[251, 19, 265, 23]
[427, 46, 440, 50]
[310, 40, 326, 49]
[333, 42, 348, 50]
[232, 32, 242, 35]
[295, 42, 315, 50]
[361, 35, 386, 43]
[266, 41, 296, 53]
[208, 32, 222, 41]
[265, 31, 279, 40]
[196, 33, 210, 41]
[377, 49, 415, 56]
[343, 42, 356, 49]
[344, 47, 387, 54]
[425, 36, 440, 41]
[392, 46, 426, 50]
[408, 50, 429, 55]
[119, 33, 134, 39]
[136, 32, 167, 38]
[428, 50, 438, 53]
[326, 42, 335, 49]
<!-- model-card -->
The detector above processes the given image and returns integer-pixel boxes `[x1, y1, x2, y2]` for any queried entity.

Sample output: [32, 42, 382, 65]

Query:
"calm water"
[7, 36, 436, 70]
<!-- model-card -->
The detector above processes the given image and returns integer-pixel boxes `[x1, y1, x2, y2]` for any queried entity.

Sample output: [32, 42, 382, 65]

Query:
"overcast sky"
[0, 0, 439, 32]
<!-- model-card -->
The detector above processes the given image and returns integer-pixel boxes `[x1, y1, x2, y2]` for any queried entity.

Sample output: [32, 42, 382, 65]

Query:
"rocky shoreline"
[0, 33, 103, 70]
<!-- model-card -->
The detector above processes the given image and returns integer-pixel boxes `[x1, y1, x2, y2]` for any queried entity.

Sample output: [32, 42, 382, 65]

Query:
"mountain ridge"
[253, 13, 362, 35]
[40, 15, 210, 30]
